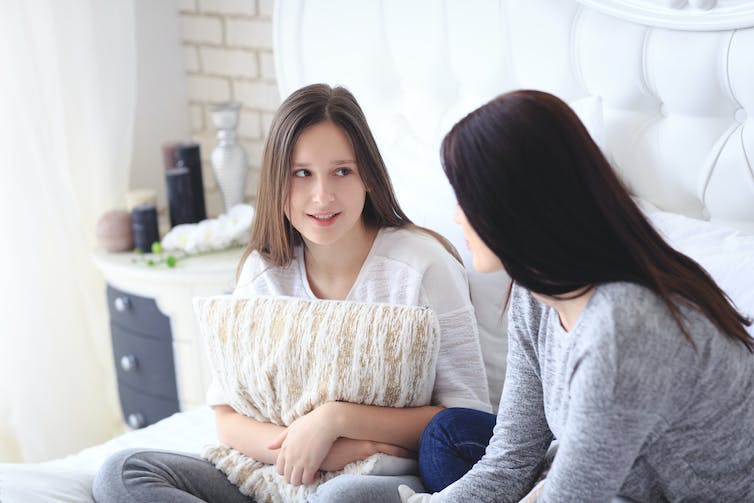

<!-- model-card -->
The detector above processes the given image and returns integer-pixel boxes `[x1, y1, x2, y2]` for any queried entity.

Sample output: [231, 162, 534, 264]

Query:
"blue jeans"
[418, 407, 496, 493]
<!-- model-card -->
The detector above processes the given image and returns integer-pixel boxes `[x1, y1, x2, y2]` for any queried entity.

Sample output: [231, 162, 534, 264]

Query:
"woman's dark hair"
[441, 89, 752, 351]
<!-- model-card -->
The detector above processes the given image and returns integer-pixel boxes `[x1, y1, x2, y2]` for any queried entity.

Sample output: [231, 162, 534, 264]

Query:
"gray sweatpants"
[92, 448, 424, 502]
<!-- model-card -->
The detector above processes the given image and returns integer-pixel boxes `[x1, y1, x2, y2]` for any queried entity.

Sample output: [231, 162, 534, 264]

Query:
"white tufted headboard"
[273, 0, 754, 408]
[275, 0, 754, 235]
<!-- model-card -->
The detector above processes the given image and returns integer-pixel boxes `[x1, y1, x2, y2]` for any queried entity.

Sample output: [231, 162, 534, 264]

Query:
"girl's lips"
[307, 212, 340, 227]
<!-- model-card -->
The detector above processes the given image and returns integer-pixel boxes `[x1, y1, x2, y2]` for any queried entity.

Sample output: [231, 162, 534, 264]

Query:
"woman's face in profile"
[454, 205, 503, 273]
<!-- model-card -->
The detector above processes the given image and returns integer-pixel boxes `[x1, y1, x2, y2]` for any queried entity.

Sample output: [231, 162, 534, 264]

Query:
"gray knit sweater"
[443, 282, 754, 502]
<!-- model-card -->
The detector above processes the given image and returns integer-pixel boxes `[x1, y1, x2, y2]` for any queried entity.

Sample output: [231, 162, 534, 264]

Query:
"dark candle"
[174, 143, 207, 221]
[131, 204, 160, 253]
[165, 167, 196, 227]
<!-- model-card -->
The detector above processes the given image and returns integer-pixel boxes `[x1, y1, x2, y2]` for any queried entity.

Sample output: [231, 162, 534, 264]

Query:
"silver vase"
[209, 101, 248, 214]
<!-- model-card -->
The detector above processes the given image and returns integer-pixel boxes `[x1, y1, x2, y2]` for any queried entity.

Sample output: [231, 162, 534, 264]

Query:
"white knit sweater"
[200, 227, 491, 501]
[207, 227, 491, 412]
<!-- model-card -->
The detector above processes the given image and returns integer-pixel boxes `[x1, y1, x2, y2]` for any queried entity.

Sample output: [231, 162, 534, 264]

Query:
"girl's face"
[455, 205, 503, 273]
[286, 121, 368, 249]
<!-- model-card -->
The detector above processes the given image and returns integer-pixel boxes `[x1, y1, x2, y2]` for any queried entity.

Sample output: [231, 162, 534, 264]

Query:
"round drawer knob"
[120, 354, 137, 372]
[114, 296, 131, 313]
[127, 413, 145, 429]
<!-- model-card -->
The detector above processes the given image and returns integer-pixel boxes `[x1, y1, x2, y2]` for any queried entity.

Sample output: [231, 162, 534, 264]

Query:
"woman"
[403, 90, 754, 502]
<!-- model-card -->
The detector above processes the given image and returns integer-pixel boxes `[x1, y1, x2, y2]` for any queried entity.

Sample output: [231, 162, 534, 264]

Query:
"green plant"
[131, 241, 183, 268]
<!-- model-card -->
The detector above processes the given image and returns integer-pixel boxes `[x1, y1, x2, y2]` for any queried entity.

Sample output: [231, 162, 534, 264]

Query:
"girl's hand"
[319, 438, 414, 472]
[268, 403, 340, 486]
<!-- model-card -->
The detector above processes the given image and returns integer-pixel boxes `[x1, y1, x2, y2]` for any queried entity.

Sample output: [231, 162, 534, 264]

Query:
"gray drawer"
[111, 325, 178, 401]
[106, 285, 171, 339]
[118, 381, 180, 429]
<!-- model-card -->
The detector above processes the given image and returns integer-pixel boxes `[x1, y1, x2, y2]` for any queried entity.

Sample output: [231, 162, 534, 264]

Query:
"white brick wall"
[233, 81, 279, 109]
[239, 109, 263, 139]
[259, 50, 275, 80]
[181, 15, 223, 45]
[189, 103, 204, 133]
[179, 0, 279, 216]
[199, 0, 256, 16]
[177, 0, 198, 13]
[187, 75, 232, 102]
[182, 46, 200, 72]
[199, 47, 258, 78]
[258, 0, 274, 18]
[226, 19, 273, 49]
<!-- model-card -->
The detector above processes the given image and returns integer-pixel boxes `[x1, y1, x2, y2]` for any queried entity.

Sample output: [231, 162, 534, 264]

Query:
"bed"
[2, 0, 753, 501]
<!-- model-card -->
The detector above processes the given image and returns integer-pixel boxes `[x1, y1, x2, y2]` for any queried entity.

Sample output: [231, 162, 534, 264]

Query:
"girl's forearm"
[214, 402, 442, 466]
[326, 402, 444, 451]
[213, 405, 284, 465]
[319, 438, 414, 472]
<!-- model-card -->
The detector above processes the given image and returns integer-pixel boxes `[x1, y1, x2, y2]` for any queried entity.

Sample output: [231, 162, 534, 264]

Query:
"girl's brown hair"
[441, 89, 752, 351]
[239, 83, 458, 275]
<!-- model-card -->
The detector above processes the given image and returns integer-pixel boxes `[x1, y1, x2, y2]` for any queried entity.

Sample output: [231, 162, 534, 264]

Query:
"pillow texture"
[194, 295, 440, 502]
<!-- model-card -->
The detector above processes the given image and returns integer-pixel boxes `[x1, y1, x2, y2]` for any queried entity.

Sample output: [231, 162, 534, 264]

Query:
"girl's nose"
[312, 177, 335, 203]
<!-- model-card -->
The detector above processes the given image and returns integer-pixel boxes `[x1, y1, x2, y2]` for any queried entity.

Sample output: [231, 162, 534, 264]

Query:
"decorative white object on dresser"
[93, 248, 243, 428]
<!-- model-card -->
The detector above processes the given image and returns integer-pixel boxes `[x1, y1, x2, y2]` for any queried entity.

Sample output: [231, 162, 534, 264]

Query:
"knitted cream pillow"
[193, 295, 440, 503]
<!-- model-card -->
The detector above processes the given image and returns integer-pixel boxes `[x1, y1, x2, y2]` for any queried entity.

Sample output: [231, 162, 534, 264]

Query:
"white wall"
[129, 0, 191, 211]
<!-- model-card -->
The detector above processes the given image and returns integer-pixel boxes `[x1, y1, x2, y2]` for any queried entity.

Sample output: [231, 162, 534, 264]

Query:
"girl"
[93, 83, 490, 503]
[401, 90, 754, 502]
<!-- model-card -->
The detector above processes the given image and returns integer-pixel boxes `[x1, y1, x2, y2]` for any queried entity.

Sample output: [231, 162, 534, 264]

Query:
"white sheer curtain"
[0, 0, 136, 462]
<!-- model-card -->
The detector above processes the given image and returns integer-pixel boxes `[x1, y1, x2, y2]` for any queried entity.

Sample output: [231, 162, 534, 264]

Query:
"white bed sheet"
[0, 406, 216, 503]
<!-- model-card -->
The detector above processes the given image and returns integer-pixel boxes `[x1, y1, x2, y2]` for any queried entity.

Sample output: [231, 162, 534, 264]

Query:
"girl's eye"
[292, 169, 310, 177]
[334, 167, 352, 176]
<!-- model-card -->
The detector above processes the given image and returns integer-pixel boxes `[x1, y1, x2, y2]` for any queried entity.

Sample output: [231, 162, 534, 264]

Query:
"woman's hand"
[319, 438, 414, 472]
[268, 403, 341, 486]
[520, 480, 545, 502]
[398, 485, 441, 502]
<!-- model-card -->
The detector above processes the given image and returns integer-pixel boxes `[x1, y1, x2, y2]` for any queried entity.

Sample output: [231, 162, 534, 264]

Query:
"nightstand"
[93, 247, 244, 427]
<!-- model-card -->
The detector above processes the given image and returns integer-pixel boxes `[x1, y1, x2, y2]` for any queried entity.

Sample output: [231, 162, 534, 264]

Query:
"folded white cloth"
[161, 204, 254, 254]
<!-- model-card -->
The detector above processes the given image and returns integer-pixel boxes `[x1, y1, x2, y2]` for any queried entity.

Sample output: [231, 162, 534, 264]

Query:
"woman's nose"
[454, 205, 462, 224]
